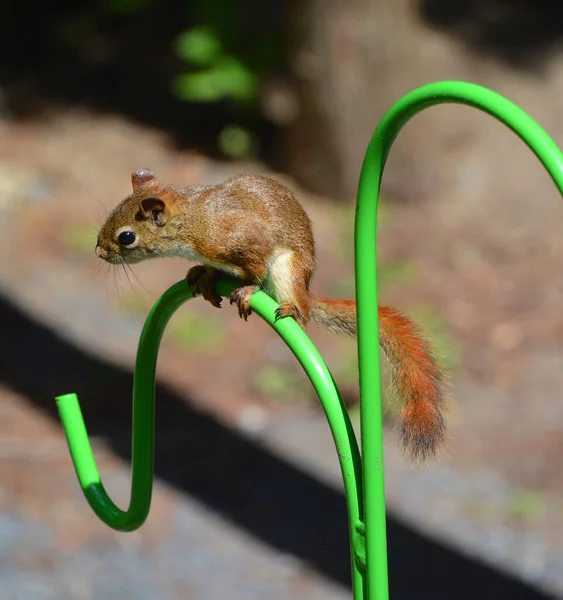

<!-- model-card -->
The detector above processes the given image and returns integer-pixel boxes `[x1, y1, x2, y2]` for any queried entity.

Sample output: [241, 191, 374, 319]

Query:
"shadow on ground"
[0, 293, 557, 599]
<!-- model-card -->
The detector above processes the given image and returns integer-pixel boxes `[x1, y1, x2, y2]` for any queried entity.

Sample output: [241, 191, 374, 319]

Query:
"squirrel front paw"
[186, 265, 222, 308]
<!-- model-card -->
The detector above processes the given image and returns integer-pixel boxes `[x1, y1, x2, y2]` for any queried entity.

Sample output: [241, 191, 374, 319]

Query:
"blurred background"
[1, 0, 563, 598]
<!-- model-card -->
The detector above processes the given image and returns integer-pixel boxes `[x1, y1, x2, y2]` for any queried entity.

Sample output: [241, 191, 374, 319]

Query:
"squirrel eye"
[118, 230, 136, 246]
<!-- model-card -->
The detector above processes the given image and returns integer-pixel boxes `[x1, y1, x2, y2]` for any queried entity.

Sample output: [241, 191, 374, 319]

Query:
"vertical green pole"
[355, 143, 389, 600]
[354, 80, 563, 599]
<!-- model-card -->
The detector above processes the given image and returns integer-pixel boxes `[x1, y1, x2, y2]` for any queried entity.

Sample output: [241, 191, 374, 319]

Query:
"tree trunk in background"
[284, 0, 419, 199]
[282, 0, 563, 204]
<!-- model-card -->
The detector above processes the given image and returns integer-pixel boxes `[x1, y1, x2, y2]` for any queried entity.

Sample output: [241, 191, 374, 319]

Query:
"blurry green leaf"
[173, 72, 225, 102]
[218, 124, 255, 158]
[214, 56, 257, 101]
[174, 26, 223, 67]
[173, 56, 257, 104]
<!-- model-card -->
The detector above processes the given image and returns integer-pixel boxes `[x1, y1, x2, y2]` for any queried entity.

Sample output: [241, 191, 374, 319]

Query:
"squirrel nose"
[95, 245, 105, 259]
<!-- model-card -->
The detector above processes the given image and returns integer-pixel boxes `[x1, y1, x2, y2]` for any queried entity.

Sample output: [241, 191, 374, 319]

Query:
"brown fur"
[97, 169, 449, 463]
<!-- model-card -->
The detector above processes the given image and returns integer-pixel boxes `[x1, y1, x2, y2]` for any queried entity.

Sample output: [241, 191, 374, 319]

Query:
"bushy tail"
[310, 296, 447, 462]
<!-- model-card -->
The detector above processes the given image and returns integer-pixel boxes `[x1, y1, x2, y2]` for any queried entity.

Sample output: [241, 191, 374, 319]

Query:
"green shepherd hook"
[56, 81, 563, 600]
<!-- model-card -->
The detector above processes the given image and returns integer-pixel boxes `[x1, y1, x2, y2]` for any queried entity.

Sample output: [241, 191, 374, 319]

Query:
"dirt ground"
[1, 101, 563, 598]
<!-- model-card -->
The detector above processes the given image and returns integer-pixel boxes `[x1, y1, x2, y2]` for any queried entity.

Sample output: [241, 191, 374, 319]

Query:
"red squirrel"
[96, 169, 447, 462]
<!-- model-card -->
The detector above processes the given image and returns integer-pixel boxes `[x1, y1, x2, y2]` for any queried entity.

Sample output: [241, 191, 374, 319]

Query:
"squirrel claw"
[230, 285, 257, 321]
[228, 295, 246, 319]
[275, 302, 302, 326]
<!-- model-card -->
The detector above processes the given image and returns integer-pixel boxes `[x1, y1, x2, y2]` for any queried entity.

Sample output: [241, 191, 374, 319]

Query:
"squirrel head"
[96, 169, 184, 264]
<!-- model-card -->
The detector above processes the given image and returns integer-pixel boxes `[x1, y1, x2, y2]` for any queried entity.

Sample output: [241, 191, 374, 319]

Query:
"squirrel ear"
[132, 169, 156, 192]
[140, 197, 166, 226]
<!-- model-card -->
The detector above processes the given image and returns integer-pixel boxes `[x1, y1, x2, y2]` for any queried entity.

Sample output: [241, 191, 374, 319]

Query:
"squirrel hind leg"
[268, 250, 312, 328]
[275, 303, 305, 327]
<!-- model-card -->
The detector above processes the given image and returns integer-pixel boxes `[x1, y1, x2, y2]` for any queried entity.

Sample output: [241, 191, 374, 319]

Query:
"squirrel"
[96, 169, 448, 463]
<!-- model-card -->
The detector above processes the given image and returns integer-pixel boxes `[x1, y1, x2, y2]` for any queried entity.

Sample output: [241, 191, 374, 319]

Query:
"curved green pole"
[356, 80, 563, 599]
[56, 277, 366, 595]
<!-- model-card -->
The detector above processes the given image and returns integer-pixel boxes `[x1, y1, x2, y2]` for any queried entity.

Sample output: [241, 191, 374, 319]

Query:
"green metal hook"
[55, 276, 365, 592]
[57, 81, 563, 600]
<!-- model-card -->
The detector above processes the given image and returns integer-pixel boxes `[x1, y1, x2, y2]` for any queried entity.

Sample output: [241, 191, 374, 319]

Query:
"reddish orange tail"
[378, 305, 446, 462]
[310, 296, 447, 462]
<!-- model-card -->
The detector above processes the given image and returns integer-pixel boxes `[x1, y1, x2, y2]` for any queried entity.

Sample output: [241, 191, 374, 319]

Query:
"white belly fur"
[266, 247, 294, 302]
